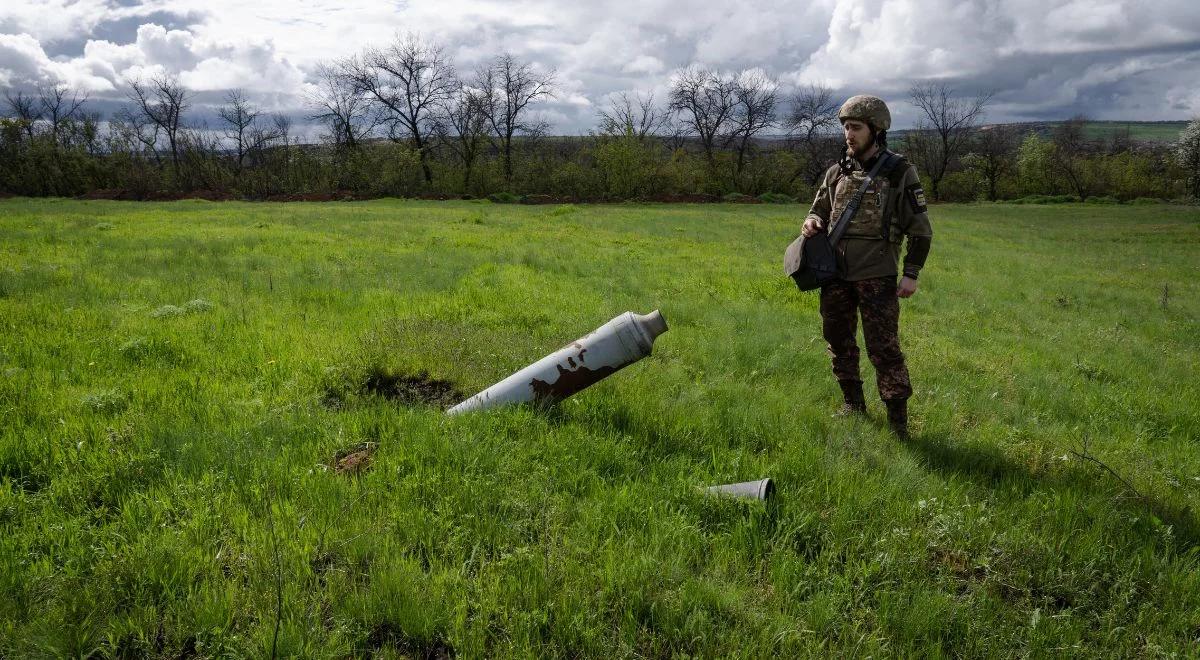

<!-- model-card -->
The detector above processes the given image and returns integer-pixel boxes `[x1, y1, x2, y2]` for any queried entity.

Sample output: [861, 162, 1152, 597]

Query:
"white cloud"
[1, 0, 1198, 130]
[0, 0, 112, 44]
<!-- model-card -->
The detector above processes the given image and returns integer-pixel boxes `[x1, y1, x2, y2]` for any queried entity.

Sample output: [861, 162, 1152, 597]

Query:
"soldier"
[800, 95, 932, 437]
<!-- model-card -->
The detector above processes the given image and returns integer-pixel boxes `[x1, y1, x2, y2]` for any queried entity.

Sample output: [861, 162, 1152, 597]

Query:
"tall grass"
[1, 198, 1198, 657]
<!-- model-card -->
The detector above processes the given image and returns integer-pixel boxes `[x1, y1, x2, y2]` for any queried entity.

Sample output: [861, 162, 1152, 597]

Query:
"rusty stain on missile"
[446, 310, 668, 415]
[529, 363, 621, 402]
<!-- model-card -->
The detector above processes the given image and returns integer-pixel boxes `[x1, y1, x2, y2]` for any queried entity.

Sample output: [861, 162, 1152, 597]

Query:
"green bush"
[757, 192, 796, 204]
[1084, 195, 1120, 205]
[722, 192, 750, 203]
[937, 170, 983, 202]
[594, 135, 660, 199]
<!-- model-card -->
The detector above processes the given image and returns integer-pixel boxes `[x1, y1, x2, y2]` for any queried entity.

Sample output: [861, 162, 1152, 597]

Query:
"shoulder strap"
[883, 154, 909, 186]
[829, 150, 897, 246]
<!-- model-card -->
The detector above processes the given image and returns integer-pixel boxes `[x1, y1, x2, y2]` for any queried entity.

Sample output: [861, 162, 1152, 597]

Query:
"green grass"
[1078, 121, 1189, 143]
[893, 121, 1190, 144]
[1, 198, 1199, 657]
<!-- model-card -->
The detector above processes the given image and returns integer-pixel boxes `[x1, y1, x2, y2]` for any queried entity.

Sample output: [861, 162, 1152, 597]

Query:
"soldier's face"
[842, 120, 873, 156]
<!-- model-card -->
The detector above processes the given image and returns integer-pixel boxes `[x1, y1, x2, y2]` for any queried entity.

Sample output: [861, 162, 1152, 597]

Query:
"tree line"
[2, 33, 1198, 203]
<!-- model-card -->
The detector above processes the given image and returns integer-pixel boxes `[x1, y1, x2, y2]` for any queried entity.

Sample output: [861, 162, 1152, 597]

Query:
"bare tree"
[597, 91, 669, 140]
[726, 70, 778, 183]
[436, 82, 490, 192]
[347, 33, 457, 183]
[476, 53, 555, 184]
[662, 115, 689, 152]
[1109, 124, 1133, 154]
[668, 66, 737, 170]
[307, 60, 379, 151]
[111, 105, 162, 165]
[1051, 115, 1098, 200]
[218, 90, 262, 175]
[128, 76, 190, 181]
[38, 84, 88, 146]
[908, 83, 992, 201]
[964, 124, 1021, 201]
[4, 91, 42, 138]
[783, 84, 841, 184]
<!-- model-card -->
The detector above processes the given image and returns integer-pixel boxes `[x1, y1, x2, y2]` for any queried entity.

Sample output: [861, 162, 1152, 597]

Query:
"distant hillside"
[891, 120, 1188, 145]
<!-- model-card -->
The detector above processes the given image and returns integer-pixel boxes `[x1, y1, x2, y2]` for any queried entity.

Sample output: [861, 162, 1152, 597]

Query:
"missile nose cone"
[635, 309, 668, 340]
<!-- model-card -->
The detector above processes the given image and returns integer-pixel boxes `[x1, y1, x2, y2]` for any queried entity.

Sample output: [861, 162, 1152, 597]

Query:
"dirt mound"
[332, 442, 376, 476]
[520, 193, 579, 205]
[360, 368, 464, 408]
[77, 189, 238, 201]
[264, 190, 360, 202]
[366, 622, 455, 659]
[79, 188, 140, 200]
[641, 193, 720, 203]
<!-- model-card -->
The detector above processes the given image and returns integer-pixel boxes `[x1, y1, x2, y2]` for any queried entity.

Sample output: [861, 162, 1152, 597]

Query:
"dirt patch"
[366, 622, 455, 659]
[79, 188, 140, 200]
[332, 442, 376, 476]
[640, 192, 720, 203]
[520, 193, 579, 205]
[929, 547, 987, 583]
[415, 193, 473, 201]
[76, 188, 237, 201]
[360, 368, 464, 408]
[264, 190, 360, 202]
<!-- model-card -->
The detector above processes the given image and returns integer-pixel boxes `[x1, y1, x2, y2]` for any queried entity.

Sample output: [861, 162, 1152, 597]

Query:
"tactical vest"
[829, 155, 910, 242]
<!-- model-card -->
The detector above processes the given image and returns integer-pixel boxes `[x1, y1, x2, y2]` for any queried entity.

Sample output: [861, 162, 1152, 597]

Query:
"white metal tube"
[446, 310, 668, 415]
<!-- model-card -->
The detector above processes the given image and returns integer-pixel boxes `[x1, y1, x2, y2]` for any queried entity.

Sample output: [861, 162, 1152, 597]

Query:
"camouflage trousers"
[819, 277, 912, 401]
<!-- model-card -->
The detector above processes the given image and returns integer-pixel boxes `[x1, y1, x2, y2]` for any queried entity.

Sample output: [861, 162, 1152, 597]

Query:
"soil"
[366, 621, 455, 659]
[332, 442, 376, 476]
[361, 369, 464, 409]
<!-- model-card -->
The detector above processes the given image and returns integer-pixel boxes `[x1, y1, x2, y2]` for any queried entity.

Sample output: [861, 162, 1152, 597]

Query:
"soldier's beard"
[847, 132, 877, 159]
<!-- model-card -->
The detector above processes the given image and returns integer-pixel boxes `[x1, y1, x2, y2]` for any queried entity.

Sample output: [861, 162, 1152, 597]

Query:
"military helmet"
[838, 95, 891, 132]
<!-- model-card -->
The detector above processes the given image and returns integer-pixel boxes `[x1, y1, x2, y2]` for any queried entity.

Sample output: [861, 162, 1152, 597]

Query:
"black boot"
[835, 380, 867, 417]
[885, 399, 909, 438]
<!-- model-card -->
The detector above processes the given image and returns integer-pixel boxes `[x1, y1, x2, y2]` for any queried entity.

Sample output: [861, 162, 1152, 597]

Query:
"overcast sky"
[2, 0, 1199, 135]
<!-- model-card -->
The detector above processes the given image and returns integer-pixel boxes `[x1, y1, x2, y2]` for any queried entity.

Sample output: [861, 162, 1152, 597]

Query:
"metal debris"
[446, 310, 668, 415]
[703, 478, 776, 501]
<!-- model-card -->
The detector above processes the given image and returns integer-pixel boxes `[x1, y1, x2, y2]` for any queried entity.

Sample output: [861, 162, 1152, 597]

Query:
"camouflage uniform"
[805, 150, 933, 409]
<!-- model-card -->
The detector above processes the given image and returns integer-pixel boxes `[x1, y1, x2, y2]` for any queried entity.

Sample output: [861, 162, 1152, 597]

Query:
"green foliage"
[936, 170, 983, 202]
[2, 199, 1199, 656]
[593, 135, 661, 199]
[1016, 134, 1060, 196]
[757, 192, 796, 204]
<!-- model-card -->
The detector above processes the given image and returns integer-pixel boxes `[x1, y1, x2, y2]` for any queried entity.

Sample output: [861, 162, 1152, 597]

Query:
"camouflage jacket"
[804, 151, 933, 282]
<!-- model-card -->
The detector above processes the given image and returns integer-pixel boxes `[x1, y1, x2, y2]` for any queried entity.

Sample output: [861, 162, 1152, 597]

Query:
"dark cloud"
[1, 0, 1198, 133]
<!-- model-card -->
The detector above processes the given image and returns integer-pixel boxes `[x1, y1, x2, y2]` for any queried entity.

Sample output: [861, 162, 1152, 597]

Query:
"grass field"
[1076, 121, 1189, 143]
[891, 120, 1190, 144]
[2, 198, 1199, 657]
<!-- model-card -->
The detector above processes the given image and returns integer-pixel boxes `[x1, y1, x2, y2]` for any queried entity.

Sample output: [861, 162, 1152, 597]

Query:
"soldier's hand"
[897, 276, 919, 298]
[801, 217, 823, 238]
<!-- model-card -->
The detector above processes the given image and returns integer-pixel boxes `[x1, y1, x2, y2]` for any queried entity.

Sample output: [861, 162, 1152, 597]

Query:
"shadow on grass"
[902, 429, 1200, 549]
[535, 400, 720, 461]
